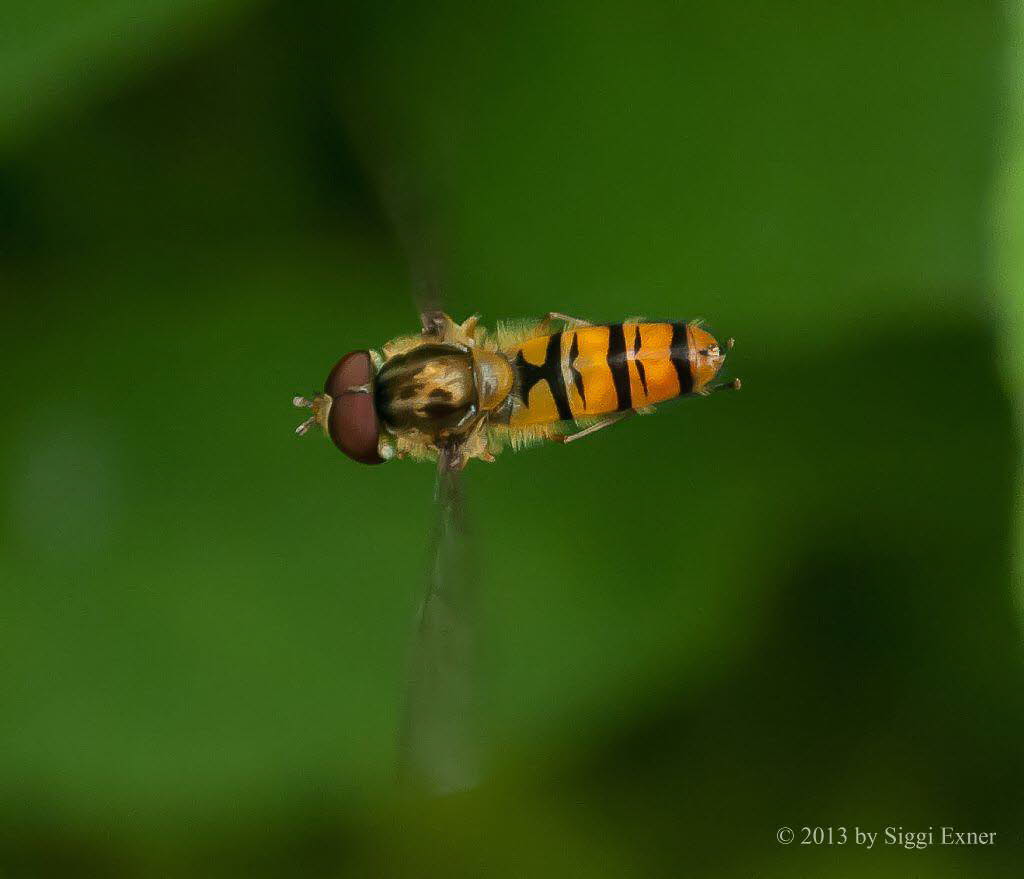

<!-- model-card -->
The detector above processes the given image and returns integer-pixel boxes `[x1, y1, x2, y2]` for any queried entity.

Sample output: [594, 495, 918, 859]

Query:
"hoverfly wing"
[333, 78, 452, 326]
[398, 444, 480, 794]
[379, 166, 448, 331]
[343, 125, 476, 789]
[357, 155, 449, 333]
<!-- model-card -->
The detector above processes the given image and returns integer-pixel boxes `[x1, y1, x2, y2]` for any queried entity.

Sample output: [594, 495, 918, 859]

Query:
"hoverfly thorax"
[375, 345, 478, 432]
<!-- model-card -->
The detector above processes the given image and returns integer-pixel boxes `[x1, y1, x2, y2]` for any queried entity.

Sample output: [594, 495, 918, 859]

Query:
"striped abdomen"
[507, 321, 704, 427]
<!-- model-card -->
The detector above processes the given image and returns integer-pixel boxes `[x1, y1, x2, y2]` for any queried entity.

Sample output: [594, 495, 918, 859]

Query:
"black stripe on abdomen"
[515, 331, 573, 420]
[607, 323, 632, 411]
[633, 324, 648, 396]
[569, 332, 586, 409]
[670, 322, 693, 395]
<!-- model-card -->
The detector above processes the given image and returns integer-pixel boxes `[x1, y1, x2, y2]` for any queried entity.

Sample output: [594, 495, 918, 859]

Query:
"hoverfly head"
[292, 350, 386, 464]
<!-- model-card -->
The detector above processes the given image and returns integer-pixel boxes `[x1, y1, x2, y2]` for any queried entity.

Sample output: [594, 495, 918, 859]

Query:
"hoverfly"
[292, 305, 738, 794]
[293, 114, 739, 794]
[293, 310, 739, 469]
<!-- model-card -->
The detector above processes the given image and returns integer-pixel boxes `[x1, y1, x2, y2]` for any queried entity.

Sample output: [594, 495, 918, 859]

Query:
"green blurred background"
[2, 1, 1023, 876]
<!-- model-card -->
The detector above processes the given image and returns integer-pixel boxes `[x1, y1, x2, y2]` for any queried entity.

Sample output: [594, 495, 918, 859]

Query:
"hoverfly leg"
[541, 311, 594, 331]
[553, 410, 634, 444]
[711, 378, 742, 392]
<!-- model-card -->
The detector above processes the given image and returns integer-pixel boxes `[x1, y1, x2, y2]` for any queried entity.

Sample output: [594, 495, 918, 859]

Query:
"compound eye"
[324, 351, 384, 465]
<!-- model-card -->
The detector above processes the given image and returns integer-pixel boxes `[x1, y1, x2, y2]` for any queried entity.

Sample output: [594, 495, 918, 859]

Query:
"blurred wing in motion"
[372, 166, 448, 333]
[398, 444, 480, 794]
[346, 143, 450, 333]
[339, 114, 477, 791]
[376, 157, 479, 792]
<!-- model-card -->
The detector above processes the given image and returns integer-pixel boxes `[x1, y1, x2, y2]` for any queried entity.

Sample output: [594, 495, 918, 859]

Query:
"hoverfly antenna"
[292, 392, 332, 436]
[726, 338, 735, 350]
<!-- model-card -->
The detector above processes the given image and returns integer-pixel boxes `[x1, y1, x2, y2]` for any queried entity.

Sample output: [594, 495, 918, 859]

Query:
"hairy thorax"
[374, 345, 478, 434]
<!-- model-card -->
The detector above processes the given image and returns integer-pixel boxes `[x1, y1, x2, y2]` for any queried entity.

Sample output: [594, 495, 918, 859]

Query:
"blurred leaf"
[997, 2, 1024, 643]
[1, 1, 1022, 876]
[0, 0, 259, 152]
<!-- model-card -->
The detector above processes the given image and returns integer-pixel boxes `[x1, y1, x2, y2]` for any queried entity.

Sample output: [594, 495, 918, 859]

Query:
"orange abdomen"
[507, 322, 694, 427]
